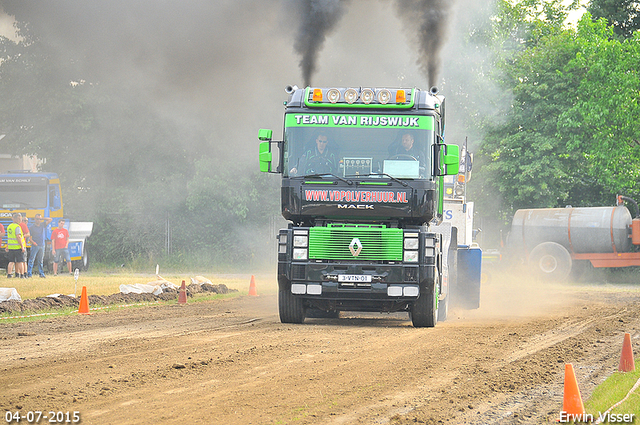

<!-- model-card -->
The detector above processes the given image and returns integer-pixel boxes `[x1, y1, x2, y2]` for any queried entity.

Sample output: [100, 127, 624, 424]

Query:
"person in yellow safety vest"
[6, 213, 26, 278]
[18, 214, 29, 278]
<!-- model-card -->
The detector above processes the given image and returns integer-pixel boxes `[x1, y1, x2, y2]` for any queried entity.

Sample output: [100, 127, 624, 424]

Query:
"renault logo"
[349, 238, 363, 256]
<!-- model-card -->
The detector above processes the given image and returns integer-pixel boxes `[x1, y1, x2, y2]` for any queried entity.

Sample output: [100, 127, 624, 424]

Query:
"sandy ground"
[1, 275, 639, 424]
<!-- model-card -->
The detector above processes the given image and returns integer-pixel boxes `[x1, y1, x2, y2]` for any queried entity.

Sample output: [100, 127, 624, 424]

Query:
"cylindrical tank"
[509, 206, 632, 255]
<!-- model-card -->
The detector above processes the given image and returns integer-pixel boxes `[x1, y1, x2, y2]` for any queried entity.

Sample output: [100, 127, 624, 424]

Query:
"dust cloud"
[456, 270, 580, 321]
[0, 0, 499, 160]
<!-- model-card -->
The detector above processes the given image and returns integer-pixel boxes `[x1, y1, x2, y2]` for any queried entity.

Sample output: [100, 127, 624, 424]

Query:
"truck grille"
[308, 224, 403, 261]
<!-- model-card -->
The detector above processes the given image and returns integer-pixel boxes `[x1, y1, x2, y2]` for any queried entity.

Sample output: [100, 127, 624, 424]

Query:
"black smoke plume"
[293, 0, 348, 86]
[396, 0, 455, 88]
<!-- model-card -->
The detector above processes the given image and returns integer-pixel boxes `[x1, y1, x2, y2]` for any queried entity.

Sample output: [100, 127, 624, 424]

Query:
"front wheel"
[278, 285, 306, 324]
[529, 242, 572, 281]
[411, 275, 438, 328]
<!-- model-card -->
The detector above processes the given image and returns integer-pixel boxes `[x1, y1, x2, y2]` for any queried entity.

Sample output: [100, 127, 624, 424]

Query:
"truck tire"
[529, 242, 572, 281]
[411, 275, 438, 328]
[278, 285, 306, 324]
[72, 249, 90, 272]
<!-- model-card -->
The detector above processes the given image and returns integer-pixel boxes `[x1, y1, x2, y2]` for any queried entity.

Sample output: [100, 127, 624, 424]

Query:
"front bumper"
[280, 260, 435, 302]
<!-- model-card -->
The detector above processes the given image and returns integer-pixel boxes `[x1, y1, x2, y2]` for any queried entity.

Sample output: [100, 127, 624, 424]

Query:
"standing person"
[6, 213, 25, 279]
[28, 214, 52, 278]
[18, 214, 30, 278]
[51, 219, 72, 276]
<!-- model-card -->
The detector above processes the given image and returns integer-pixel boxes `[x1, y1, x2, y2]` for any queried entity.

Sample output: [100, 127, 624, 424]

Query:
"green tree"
[588, 0, 640, 39]
[183, 159, 281, 266]
[470, 0, 583, 220]
[473, 8, 640, 223]
[558, 16, 640, 198]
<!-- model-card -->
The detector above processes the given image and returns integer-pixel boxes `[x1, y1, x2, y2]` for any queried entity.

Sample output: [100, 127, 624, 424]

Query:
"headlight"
[425, 247, 435, 257]
[293, 235, 308, 247]
[344, 88, 358, 104]
[293, 248, 308, 260]
[327, 88, 340, 103]
[361, 88, 375, 104]
[404, 238, 419, 250]
[404, 251, 419, 262]
[425, 238, 435, 247]
[377, 89, 391, 104]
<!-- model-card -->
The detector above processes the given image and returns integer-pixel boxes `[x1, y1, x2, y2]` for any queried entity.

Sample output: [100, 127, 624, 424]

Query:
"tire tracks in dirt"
[1, 286, 639, 424]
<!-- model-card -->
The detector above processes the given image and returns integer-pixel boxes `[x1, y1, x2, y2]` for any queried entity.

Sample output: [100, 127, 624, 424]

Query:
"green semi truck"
[258, 86, 481, 327]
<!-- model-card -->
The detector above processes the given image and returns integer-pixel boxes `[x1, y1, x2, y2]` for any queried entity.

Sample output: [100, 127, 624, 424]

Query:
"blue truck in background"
[0, 171, 92, 272]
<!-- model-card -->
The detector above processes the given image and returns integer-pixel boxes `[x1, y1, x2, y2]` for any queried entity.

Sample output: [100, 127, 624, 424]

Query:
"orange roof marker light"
[396, 89, 406, 103]
[312, 88, 323, 102]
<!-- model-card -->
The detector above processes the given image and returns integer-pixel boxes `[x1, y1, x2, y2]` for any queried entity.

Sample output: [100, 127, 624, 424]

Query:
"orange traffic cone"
[619, 333, 635, 372]
[248, 275, 258, 296]
[178, 280, 187, 305]
[562, 363, 585, 417]
[78, 286, 91, 315]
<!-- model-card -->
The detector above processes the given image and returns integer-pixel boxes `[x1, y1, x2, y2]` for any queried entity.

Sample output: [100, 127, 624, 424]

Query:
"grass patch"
[585, 358, 640, 420]
[2, 271, 278, 299]
[0, 306, 77, 321]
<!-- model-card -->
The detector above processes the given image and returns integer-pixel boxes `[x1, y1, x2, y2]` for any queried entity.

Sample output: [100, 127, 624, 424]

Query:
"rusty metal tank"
[509, 206, 633, 255]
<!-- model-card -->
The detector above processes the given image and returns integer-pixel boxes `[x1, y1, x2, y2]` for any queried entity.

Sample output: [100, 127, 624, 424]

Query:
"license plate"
[338, 274, 372, 283]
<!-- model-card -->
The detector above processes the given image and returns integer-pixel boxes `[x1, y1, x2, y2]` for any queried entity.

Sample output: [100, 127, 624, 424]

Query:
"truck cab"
[259, 87, 462, 327]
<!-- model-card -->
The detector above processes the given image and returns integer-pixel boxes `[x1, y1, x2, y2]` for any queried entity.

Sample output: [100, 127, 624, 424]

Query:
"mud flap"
[453, 246, 481, 309]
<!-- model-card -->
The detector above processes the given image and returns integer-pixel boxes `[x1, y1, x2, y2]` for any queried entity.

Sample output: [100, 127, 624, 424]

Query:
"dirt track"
[1, 277, 639, 424]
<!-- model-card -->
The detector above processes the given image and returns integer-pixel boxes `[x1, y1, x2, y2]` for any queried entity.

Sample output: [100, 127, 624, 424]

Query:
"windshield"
[0, 184, 48, 209]
[284, 113, 435, 179]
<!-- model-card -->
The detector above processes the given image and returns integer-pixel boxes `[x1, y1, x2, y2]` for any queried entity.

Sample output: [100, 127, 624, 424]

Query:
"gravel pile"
[0, 283, 236, 314]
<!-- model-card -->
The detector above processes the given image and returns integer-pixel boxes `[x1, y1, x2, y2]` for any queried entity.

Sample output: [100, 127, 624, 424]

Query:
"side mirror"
[259, 141, 272, 173]
[258, 128, 283, 174]
[258, 129, 273, 141]
[442, 144, 460, 176]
